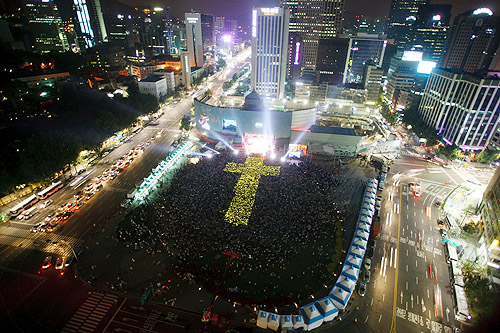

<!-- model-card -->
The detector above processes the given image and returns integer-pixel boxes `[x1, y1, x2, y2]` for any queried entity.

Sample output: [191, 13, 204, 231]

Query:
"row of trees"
[461, 259, 499, 324]
[0, 84, 158, 195]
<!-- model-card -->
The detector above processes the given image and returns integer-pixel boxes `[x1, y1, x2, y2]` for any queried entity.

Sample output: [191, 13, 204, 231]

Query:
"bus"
[9, 195, 39, 216]
[445, 243, 459, 263]
[37, 181, 63, 199]
[453, 285, 471, 322]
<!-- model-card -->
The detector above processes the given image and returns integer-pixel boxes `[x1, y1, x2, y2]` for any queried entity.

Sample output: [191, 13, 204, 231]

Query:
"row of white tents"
[257, 177, 379, 331]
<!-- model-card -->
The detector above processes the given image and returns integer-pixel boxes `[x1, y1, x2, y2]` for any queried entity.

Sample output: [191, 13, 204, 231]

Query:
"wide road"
[0, 52, 251, 331]
[331, 150, 489, 333]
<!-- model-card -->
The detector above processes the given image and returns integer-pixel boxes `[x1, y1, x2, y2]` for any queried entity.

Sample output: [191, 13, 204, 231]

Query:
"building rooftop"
[309, 125, 357, 136]
[140, 75, 164, 83]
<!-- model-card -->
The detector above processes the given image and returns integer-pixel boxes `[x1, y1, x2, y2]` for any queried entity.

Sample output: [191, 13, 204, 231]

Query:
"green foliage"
[179, 115, 191, 132]
[216, 58, 226, 71]
[461, 259, 499, 323]
[462, 223, 479, 235]
[440, 144, 462, 160]
[475, 149, 500, 164]
[380, 103, 400, 125]
[402, 106, 440, 146]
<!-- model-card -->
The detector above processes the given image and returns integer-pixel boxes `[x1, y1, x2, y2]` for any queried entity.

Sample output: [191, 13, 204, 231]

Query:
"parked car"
[120, 198, 132, 208]
[358, 282, 367, 296]
[364, 258, 372, 271]
[364, 269, 371, 283]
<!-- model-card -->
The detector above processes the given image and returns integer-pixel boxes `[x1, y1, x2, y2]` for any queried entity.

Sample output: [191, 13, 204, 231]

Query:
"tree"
[179, 115, 191, 132]
[441, 144, 462, 160]
[475, 149, 500, 164]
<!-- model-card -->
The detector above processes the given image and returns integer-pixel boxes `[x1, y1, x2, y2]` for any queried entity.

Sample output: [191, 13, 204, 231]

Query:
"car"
[110, 173, 117, 180]
[74, 191, 83, 199]
[42, 256, 52, 269]
[77, 168, 86, 175]
[95, 184, 103, 191]
[39, 199, 53, 209]
[364, 269, 371, 283]
[120, 198, 132, 208]
[65, 256, 75, 267]
[439, 228, 448, 237]
[364, 258, 371, 271]
[55, 257, 64, 270]
[366, 247, 374, 259]
[31, 222, 43, 233]
[75, 201, 85, 210]
[25, 210, 38, 220]
[62, 211, 73, 219]
[437, 219, 445, 226]
[414, 191, 421, 197]
[86, 192, 95, 200]
[435, 201, 442, 207]
[358, 282, 366, 296]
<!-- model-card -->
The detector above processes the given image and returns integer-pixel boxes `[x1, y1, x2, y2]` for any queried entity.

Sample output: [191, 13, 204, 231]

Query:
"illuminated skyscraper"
[251, 7, 289, 99]
[136, 7, 174, 56]
[387, 0, 429, 50]
[411, 4, 451, 63]
[442, 8, 500, 73]
[281, 0, 344, 73]
[73, 0, 108, 49]
[185, 13, 204, 67]
[24, 0, 68, 53]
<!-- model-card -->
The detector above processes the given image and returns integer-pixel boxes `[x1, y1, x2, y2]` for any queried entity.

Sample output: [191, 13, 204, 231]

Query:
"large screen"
[222, 119, 237, 132]
[417, 61, 437, 74]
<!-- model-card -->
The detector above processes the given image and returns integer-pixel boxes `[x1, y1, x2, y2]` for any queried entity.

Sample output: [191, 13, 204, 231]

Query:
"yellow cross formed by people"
[224, 157, 280, 226]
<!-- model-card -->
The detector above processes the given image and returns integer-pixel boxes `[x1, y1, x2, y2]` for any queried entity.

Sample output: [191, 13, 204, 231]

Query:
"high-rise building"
[281, 0, 344, 73]
[354, 15, 386, 35]
[441, 8, 500, 73]
[316, 37, 349, 84]
[24, 0, 68, 53]
[364, 64, 383, 102]
[411, 4, 451, 63]
[180, 50, 192, 89]
[478, 166, 500, 284]
[251, 7, 290, 99]
[105, 13, 132, 47]
[185, 13, 204, 68]
[386, 51, 421, 100]
[387, 0, 429, 50]
[201, 14, 215, 54]
[134, 7, 174, 56]
[73, 0, 108, 49]
[418, 68, 500, 151]
[343, 34, 387, 84]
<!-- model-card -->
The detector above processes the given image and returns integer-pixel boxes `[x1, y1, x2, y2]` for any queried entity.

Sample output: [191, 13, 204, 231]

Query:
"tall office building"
[135, 7, 174, 56]
[73, 0, 108, 49]
[251, 7, 290, 99]
[364, 64, 384, 103]
[24, 0, 68, 53]
[185, 13, 204, 68]
[343, 34, 387, 84]
[180, 50, 191, 89]
[281, 0, 344, 72]
[411, 4, 451, 63]
[386, 51, 421, 100]
[478, 166, 500, 284]
[442, 8, 500, 73]
[354, 16, 386, 35]
[387, 0, 429, 50]
[316, 37, 349, 84]
[418, 68, 500, 150]
[201, 14, 215, 54]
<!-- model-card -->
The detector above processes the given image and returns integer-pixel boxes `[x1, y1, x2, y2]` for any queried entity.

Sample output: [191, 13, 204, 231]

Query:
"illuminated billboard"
[402, 51, 423, 62]
[417, 61, 437, 74]
[222, 119, 237, 132]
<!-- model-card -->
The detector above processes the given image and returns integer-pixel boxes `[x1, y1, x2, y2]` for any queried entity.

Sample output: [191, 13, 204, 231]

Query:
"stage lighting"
[280, 156, 286, 162]
[234, 149, 239, 155]
[270, 153, 276, 160]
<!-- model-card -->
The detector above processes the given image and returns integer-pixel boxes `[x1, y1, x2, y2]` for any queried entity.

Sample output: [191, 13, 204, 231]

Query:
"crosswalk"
[62, 292, 120, 333]
[0, 228, 83, 256]
[400, 151, 423, 158]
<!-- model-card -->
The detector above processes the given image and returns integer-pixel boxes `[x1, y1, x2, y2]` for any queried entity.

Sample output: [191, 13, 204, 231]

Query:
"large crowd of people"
[117, 151, 362, 305]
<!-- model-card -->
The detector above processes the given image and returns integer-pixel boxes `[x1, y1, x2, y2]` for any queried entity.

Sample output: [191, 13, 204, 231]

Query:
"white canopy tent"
[341, 264, 360, 280]
[353, 237, 367, 249]
[299, 303, 324, 331]
[345, 254, 362, 269]
[292, 315, 305, 330]
[268, 314, 280, 331]
[329, 286, 353, 310]
[349, 245, 366, 258]
[280, 315, 293, 329]
[256, 310, 270, 329]
[336, 274, 357, 292]
[315, 297, 339, 322]
[355, 228, 370, 240]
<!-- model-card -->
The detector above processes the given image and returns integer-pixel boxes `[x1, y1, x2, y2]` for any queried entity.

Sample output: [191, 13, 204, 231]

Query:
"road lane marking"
[379, 315, 383, 323]
[365, 315, 369, 323]
[390, 182, 402, 333]
[416, 276, 419, 285]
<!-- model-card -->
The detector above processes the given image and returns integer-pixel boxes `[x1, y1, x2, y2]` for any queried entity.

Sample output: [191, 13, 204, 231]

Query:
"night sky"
[117, 0, 499, 25]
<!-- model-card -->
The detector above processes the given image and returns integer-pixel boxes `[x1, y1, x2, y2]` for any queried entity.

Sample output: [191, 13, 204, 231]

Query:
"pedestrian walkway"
[61, 292, 120, 333]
